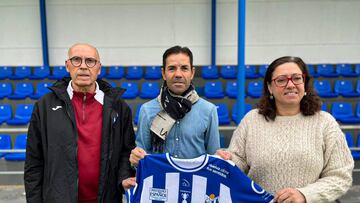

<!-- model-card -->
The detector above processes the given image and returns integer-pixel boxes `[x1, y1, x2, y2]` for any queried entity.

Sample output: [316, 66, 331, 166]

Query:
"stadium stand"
[0, 83, 12, 99]
[334, 80, 360, 97]
[245, 65, 259, 79]
[30, 82, 52, 99]
[49, 66, 69, 79]
[204, 81, 224, 99]
[8, 82, 33, 100]
[220, 65, 236, 79]
[313, 80, 338, 98]
[121, 82, 139, 99]
[9, 66, 31, 80]
[317, 64, 339, 77]
[126, 66, 143, 80]
[0, 135, 11, 158]
[106, 66, 124, 79]
[29, 66, 50, 79]
[0, 104, 12, 124]
[247, 81, 263, 98]
[215, 103, 230, 125]
[0, 66, 12, 79]
[258, 64, 268, 78]
[140, 82, 160, 99]
[202, 65, 219, 79]
[6, 104, 34, 125]
[144, 66, 162, 80]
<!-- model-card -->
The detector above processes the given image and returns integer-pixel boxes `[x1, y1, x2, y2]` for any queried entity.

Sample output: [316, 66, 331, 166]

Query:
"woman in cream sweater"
[218, 56, 354, 203]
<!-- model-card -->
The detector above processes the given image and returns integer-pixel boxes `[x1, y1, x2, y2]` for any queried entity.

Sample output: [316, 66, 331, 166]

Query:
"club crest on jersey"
[149, 188, 167, 201]
[205, 193, 219, 203]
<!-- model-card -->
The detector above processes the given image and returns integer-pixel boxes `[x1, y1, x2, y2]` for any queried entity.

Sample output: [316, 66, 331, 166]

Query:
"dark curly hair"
[257, 56, 321, 121]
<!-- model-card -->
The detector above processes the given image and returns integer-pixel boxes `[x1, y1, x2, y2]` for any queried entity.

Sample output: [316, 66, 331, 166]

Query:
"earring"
[269, 94, 274, 100]
[304, 92, 307, 96]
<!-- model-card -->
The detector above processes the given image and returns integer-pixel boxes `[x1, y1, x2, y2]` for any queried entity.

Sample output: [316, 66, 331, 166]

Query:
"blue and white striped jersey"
[126, 153, 273, 203]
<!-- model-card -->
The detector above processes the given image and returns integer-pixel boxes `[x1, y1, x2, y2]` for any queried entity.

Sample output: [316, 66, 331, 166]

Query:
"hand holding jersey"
[126, 153, 274, 203]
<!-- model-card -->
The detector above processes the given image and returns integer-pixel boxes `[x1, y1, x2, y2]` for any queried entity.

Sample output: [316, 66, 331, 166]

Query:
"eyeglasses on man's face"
[272, 73, 305, 87]
[67, 56, 99, 68]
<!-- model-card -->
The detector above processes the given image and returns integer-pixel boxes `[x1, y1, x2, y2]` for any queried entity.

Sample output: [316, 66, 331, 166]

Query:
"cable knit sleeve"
[297, 114, 354, 203]
[226, 112, 251, 174]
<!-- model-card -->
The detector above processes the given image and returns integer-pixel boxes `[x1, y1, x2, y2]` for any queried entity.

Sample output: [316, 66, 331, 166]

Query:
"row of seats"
[202, 80, 360, 99]
[2, 79, 358, 100]
[0, 81, 161, 100]
[0, 133, 358, 162]
[202, 64, 360, 79]
[2, 64, 360, 81]
[0, 134, 26, 161]
[0, 66, 162, 80]
[1, 102, 359, 126]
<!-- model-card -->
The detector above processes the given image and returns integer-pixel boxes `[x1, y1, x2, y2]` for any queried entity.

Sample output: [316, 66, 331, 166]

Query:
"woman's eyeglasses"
[272, 73, 305, 87]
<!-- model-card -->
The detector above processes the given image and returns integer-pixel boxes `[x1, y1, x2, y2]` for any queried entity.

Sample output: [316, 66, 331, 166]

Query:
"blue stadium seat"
[30, 82, 52, 99]
[0, 66, 12, 79]
[321, 103, 328, 112]
[356, 80, 360, 94]
[202, 65, 219, 79]
[140, 82, 160, 99]
[109, 82, 117, 88]
[7, 104, 34, 125]
[98, 67, 107, 79]
[245, 65, 258, 78]
[220, 65, 236, 79]
[215, 103, 230, 125]
[334, 80, 360, 97]
[226, 81, 238, 98]
[317, 64, 338, 77]
[121, 82, 139, 99]
[49, 66, 69, 79]
[9, 66, 31, 80]
[4, 134, 27, 161]
[331, 102, 360, 124]
[144, 66, 162, 80]
[0, 83, 13, 99]
[8, 82, 34, 99]
[0, 134, 12, 158]
[313, 80, 338, 98]
[356, 64, 360, 75]
[232, 103, 252, 123]
[345, 133, 360, 160]
[355, 133, 360, 160]
[247, 81, 263, 98]
[29, 66, 50, 79]
[258, 65, 269, 78]
[220, 134, 225, 148]
[0, 104, 12, 124]
[195, 86, 204, 97]
[134, 104, 142, 125]
[106, 66, 124, 79]
[336, 64, 357, 77]
[204, 81, 224, 99]
[307, 64, 319, 78]
[126, 66, 143, 80]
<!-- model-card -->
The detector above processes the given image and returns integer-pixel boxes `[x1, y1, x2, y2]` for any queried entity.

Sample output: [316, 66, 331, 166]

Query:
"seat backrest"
[32, 66, 50, 78]
[14, 82, 34, 95]
[356, 80, 360, 93]
[245, 65, 258, 78]
[0, 104, 12, 122]
[144, 66, 162, 80]
[14, 134, 27, 149]
[313, 80, 332, 93]
[247, 81, 263, 93]
[258, 65, 269, 77]
[121, 82, 139, 99]
[0, 83, 13, 97]
[98, 67, 107, 79]
[205, 81, 223, 93]
[15, 104, 34, 119]
[126, 66, 143, 79]
[140, 82, 160, 98]
[0, 66, 12, 79]
[107, 66, 124, 79]
[202, 65, 219, 79]
[35, 82, 52, 94]
[334, 80, 353, 94]
[356, 102, 360, 118]
[0, 134, 12, 149]
[345, 132, 354, 147]
[336, 64, 352, 75]
[220, 65, 236, 79]
[13, 66, 31, 79]
[331, 102, 353, 117]
[51, 66, 69, 79]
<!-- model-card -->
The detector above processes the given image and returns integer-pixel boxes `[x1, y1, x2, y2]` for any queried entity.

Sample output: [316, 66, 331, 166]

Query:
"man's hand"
[129, 147, 147, 167]
[122, 177, 136, 191]
[215, 149, 232, 160]
[274, 188, 306, 203]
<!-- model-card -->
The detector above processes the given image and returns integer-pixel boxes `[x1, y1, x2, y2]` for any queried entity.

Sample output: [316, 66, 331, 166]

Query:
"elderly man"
[129, 45, 220, 169]
[24, 43, 135, 203]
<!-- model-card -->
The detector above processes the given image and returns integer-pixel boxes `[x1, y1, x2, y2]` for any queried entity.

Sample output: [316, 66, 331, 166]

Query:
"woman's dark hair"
[162, 45, 193, 68]
[257, 56, 321, 121]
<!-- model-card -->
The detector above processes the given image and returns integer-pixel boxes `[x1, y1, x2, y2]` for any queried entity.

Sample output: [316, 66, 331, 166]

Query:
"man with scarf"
[127, 45, 220, 174]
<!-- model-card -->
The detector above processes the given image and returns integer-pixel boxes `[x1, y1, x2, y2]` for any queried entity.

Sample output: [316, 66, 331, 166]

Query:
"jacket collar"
[50, 77, 126, 102]
[66, 80, 104, 105]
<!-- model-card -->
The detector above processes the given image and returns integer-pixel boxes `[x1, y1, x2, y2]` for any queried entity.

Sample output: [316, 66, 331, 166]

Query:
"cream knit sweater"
[228, 109, 354, 203]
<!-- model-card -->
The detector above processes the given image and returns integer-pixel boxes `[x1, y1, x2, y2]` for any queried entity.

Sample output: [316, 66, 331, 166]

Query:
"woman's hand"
[274, 188, 306, 203]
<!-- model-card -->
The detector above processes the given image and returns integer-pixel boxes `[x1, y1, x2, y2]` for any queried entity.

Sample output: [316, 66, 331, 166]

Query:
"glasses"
[67, 56, 99, 68]
[272, 73, 305, 87]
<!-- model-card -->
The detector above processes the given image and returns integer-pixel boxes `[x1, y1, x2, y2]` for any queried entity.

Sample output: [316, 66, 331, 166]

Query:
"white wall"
[0, 0, 359, 66]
